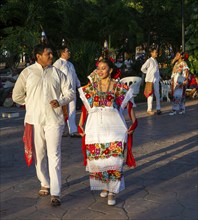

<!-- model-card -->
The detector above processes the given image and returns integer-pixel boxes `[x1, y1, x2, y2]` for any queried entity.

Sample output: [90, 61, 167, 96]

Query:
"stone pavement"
[0, 99, 198, 220]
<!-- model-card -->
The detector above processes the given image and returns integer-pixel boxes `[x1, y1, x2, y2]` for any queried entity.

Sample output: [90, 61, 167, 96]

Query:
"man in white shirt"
[54, 46, 81, 137]
[141, 48, 161, 115]
[12, 44, 74, 206]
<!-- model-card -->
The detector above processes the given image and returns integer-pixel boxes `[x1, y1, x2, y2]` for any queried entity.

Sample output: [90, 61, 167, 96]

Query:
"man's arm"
[12, 70, 27, 105]
[141, 59, 150, 74]
[69, 62, 81, 88]
[57, 70, 75, 106]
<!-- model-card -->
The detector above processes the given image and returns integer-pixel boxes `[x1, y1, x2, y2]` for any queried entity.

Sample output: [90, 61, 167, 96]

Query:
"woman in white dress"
[169, 52, 189, 115]
[78, 58, 137, 206]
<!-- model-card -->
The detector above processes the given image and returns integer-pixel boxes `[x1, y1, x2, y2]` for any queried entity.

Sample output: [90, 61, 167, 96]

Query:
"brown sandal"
[38, 186, 50, 196]
[51, 196, 61, 206]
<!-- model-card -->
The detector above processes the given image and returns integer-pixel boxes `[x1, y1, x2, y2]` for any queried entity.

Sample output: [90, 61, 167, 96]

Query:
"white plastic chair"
[120, 76, 142, 107]
[160, 79, 171, 102]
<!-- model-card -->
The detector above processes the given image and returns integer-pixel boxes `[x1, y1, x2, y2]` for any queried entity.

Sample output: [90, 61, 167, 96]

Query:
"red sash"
[126, 101, 138, 167]
[23, 123, 33, 167]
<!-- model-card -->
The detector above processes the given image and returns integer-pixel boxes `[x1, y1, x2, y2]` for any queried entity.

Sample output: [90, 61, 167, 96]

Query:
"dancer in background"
[141, 47, 161, 115]
[169, 52, 189, 115]
[54, 45, 81, 137]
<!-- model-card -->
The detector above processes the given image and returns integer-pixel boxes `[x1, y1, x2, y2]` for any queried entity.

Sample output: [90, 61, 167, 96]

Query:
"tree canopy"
[0, 0, 197, 75]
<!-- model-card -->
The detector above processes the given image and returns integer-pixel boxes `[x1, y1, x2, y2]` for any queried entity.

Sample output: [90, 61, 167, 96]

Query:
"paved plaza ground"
[0, 99, 198, 220]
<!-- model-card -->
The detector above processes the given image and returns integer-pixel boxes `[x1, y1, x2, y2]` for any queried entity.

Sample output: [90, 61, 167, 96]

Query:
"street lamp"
[103, 40, 108, 58]
[181, 0, 185, 52]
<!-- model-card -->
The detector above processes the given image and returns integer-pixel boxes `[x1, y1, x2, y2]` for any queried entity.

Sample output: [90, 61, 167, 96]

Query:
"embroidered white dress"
[78, 81, 133, 193]
[171, 60, 189, 111]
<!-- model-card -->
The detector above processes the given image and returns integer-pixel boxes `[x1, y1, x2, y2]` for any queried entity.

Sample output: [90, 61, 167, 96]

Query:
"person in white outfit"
[141, 48, 161, 115]
[12, 44, 74, 206]
[54, 46, 81, 137]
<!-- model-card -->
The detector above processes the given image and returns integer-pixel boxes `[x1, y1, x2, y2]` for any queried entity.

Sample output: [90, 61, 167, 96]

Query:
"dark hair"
[177, 51, 188, 61]
[180, 52, 185, 59]
[57, 46, 69, 57]
[33, 44, 51, 61]
[98, 58, 119, 79]
[98, 58, 114, 69]
[149, 47, 157, 53]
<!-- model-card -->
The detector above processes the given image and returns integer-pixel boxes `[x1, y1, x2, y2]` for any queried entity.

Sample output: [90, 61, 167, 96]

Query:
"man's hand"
[50, 100, 60, 108]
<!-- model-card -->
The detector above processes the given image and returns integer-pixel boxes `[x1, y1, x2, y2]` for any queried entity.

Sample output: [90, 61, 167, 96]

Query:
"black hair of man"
[33, 44, 51, 61]
[149, 47, 157, 53]
[57, 46, 69, 57]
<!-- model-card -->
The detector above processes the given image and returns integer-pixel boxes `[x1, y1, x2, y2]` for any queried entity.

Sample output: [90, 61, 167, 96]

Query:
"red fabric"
[81, 105, 87, 124]
[144, 91, 153, 98]
[189, 75, 197, 86]
[62, 105, 68, 122]
[78, 105, 87, 166]
[23, 123, 33, 167]
[126, 102, 138, 167]
[82, 136, 87, 166]
[144, 82, 153, 98]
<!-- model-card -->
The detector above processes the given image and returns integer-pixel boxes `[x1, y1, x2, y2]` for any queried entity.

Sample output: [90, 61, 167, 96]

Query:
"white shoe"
[169, 111, 176, 116]
[107, 193, 116, 206]
[179, 110, 185, 115]
[100, 190, 108, 198]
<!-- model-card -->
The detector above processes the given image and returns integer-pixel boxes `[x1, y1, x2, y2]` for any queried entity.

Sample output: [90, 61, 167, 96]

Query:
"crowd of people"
[1, 42, 196, 207]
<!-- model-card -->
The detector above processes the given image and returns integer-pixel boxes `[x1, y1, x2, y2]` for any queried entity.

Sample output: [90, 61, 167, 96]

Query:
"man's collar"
[60, 58, 67, 62]
[35, 62, 51, 69]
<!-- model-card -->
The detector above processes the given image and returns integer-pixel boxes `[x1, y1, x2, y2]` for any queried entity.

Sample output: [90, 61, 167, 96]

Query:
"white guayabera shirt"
[141, 57, 160, 83]
[53, 58, 81, 93]
[12, 62, 74, 125]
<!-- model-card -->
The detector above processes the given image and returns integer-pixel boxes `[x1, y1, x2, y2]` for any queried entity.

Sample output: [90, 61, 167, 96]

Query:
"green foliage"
[68, 40, 100, 85]
[185, 1, 198, 75]
[0, 0, 195, 76]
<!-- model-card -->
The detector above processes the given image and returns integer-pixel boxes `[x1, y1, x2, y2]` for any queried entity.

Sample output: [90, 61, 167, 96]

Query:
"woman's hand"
[78, 125, 85, 137]
[127, 129, 134, 135]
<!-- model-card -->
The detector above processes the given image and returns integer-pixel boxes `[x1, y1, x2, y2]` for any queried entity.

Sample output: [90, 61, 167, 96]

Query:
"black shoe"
[51, 196, 61, 206]
[62, 131, 69, 137]
[70, 132, 81, 138]
[157, 110, 162, 115]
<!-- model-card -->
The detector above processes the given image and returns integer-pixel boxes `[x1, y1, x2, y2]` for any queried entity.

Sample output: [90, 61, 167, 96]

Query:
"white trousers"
[147, 82, 161, 111]
[33, 124, 64, 196]
[67, 96, 77, 134]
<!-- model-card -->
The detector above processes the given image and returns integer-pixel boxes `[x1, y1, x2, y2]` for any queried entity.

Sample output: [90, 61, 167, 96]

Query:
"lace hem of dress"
[90, 178, 125, 194]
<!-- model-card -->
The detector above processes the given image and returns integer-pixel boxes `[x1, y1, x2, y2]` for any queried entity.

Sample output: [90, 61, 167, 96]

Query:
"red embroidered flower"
[108, 170, 115, 174]
[98, 172, 102, 177]
[119, 95, 124, 100]
[94, 95, 99, 102]
[85, 93, 91, 99]
[106, 94, 114, 101]
[89, 144, 95, 154]
[117, 141, 122, 147]
[117, 83, 122, 88]
[115, 99, 122, 106]
[103, 148, 110, 155]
